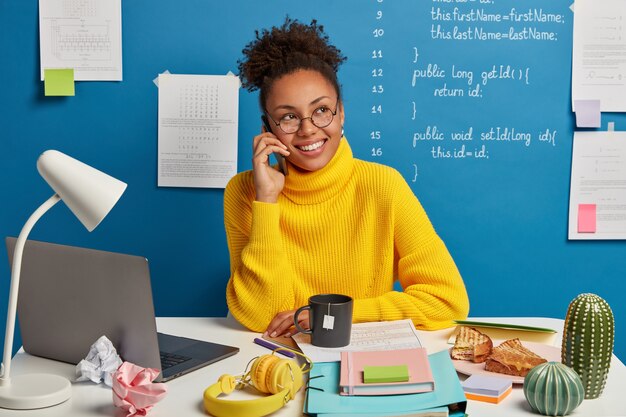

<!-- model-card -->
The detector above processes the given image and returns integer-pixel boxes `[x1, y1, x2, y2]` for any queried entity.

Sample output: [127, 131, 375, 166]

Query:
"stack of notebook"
[304, 350, 467, 417]
[339, 348, 434, 396]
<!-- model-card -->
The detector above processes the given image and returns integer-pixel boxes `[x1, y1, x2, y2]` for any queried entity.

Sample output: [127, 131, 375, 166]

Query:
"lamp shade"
[37, 150, 127, 232]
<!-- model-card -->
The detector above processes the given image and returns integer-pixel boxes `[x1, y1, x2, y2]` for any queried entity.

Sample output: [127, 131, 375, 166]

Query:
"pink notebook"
[339, 348, 434, 396]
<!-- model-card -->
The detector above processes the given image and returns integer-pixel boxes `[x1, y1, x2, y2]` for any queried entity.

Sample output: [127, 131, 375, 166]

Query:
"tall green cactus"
[561, 293, 614, 399]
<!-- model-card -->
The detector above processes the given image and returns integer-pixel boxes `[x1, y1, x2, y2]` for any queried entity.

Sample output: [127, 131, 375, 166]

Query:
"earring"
[341, 126, 344, 137]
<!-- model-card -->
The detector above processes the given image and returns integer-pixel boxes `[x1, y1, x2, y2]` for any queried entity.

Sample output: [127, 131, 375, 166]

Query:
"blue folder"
[309, 409, 451, 417]
[304, 350, 467, 416]
[316, 411, 466, 417]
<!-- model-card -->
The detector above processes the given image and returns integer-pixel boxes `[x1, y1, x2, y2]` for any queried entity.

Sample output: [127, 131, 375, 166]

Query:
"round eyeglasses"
[265, 101, 339, 134]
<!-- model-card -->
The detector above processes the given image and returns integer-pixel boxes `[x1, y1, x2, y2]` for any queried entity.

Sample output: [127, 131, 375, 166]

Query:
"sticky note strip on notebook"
[578, 204, 597, 233]
[573, 99, 601, 128]
[44, 68, 75, 96]
[363, 365, 409, 383]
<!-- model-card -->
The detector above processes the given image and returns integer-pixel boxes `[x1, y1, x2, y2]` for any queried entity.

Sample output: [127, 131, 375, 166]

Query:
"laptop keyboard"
[160, 351, 192, 370]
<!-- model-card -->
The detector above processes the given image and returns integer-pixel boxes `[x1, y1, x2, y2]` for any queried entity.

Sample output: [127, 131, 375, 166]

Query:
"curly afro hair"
[237, 17, 347, 108]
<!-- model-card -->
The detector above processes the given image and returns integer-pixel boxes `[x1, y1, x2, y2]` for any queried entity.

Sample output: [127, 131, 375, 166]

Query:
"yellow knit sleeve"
[224, 174, 298, 332]
[352, 170, 469, 330]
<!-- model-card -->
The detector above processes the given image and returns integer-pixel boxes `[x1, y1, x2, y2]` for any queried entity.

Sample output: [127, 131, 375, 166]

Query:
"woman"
[225, 18, 469, 338]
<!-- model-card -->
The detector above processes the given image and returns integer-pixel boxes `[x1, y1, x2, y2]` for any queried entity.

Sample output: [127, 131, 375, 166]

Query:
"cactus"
[524, 362, 584, 416]
[561, 293, 614, 399]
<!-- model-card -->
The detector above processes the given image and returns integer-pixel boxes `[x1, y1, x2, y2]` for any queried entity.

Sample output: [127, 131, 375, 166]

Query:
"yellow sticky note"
[44, 69, 75, 96]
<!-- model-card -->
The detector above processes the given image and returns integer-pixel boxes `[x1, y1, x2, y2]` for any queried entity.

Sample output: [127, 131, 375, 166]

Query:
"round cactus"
[524, 362, 584, 416]
[561, 293, 614, 399]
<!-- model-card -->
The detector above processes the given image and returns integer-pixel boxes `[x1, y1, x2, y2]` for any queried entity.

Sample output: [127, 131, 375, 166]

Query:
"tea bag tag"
[323, 303, 335, 330]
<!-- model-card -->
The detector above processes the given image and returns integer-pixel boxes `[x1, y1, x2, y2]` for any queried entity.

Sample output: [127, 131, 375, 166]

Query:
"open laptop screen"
[5, 237, 238, 381]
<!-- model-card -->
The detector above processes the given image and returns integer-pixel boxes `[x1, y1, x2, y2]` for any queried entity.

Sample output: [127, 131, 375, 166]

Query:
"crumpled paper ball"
[75, 335, 123, 387]
[112, 362, 168, 417]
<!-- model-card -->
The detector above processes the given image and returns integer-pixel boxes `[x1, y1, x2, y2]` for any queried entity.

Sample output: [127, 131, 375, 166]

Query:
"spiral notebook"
[305, 350, 467, 416]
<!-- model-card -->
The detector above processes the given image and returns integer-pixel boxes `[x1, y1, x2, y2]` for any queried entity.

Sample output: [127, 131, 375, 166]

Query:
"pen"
[253, 337, 296, 358]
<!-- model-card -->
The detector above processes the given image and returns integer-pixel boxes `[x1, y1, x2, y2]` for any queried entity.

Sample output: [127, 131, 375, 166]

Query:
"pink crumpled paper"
[112, 362, 168, 417]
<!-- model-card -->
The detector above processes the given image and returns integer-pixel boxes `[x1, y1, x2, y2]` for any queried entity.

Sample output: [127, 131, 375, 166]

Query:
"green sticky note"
[363, 365, 409, 384]
[44, 69, 75, 96]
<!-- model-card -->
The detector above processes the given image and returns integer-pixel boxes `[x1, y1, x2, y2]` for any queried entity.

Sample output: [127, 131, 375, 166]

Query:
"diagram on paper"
[158, 74, 240, 188]
[39, 0, 122, 80]
[51, 21, 113, 62]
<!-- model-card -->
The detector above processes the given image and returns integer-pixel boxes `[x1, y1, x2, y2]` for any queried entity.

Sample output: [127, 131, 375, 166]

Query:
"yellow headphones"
[203, 348, 311, 417]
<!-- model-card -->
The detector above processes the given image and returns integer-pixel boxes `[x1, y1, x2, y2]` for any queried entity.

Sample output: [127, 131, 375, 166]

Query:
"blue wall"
[1, 0, 624, 360]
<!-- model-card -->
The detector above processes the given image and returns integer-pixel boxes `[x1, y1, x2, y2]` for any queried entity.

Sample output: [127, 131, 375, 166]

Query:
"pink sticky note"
[112, 362, 168, 417]
[574, 100, 601, 128]
[578, 204, 597, 233]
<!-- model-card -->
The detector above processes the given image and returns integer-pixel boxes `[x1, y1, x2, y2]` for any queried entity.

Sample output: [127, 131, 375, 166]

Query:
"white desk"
[1, 317, 624, 416]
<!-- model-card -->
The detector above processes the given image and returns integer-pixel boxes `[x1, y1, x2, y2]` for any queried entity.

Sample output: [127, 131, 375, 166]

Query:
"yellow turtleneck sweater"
[224, 138, 469, 332]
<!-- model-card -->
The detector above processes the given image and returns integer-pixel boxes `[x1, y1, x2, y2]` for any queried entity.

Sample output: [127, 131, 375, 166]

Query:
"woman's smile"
[294, 138, 328, 154]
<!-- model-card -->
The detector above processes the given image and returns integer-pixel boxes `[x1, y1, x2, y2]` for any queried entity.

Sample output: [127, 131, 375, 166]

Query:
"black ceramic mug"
[293, 294, 353, 347]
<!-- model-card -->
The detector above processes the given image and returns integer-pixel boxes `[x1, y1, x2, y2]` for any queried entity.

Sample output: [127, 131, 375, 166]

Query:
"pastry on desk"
[450, 326, 493, 363]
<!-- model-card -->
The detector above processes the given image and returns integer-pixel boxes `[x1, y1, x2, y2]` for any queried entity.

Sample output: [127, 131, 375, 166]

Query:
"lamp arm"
[0, 194, 61, 385]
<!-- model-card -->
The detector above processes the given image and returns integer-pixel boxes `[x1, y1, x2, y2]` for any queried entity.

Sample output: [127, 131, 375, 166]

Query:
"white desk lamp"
[0, 150, 127, 409]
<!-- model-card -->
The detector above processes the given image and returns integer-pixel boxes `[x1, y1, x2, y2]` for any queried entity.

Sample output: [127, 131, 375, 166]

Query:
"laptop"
[5, 237, 239, 382]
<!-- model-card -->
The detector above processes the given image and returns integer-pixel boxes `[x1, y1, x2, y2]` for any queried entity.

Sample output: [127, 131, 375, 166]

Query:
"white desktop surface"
[0, 316, 624, 416]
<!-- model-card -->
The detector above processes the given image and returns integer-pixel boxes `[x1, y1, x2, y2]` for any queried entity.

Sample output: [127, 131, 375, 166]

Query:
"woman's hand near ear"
[252, 130, 290, 203]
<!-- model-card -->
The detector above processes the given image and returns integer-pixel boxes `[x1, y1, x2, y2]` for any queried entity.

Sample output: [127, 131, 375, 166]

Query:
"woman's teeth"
[298, 140, 325, 151]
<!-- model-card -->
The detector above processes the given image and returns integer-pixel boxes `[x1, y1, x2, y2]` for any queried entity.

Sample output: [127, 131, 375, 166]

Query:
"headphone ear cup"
[250, 354, 279, 394]
[273, 360, 303, 400]
[249, 354, 304, 398]
[218, 374, 237, 394]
